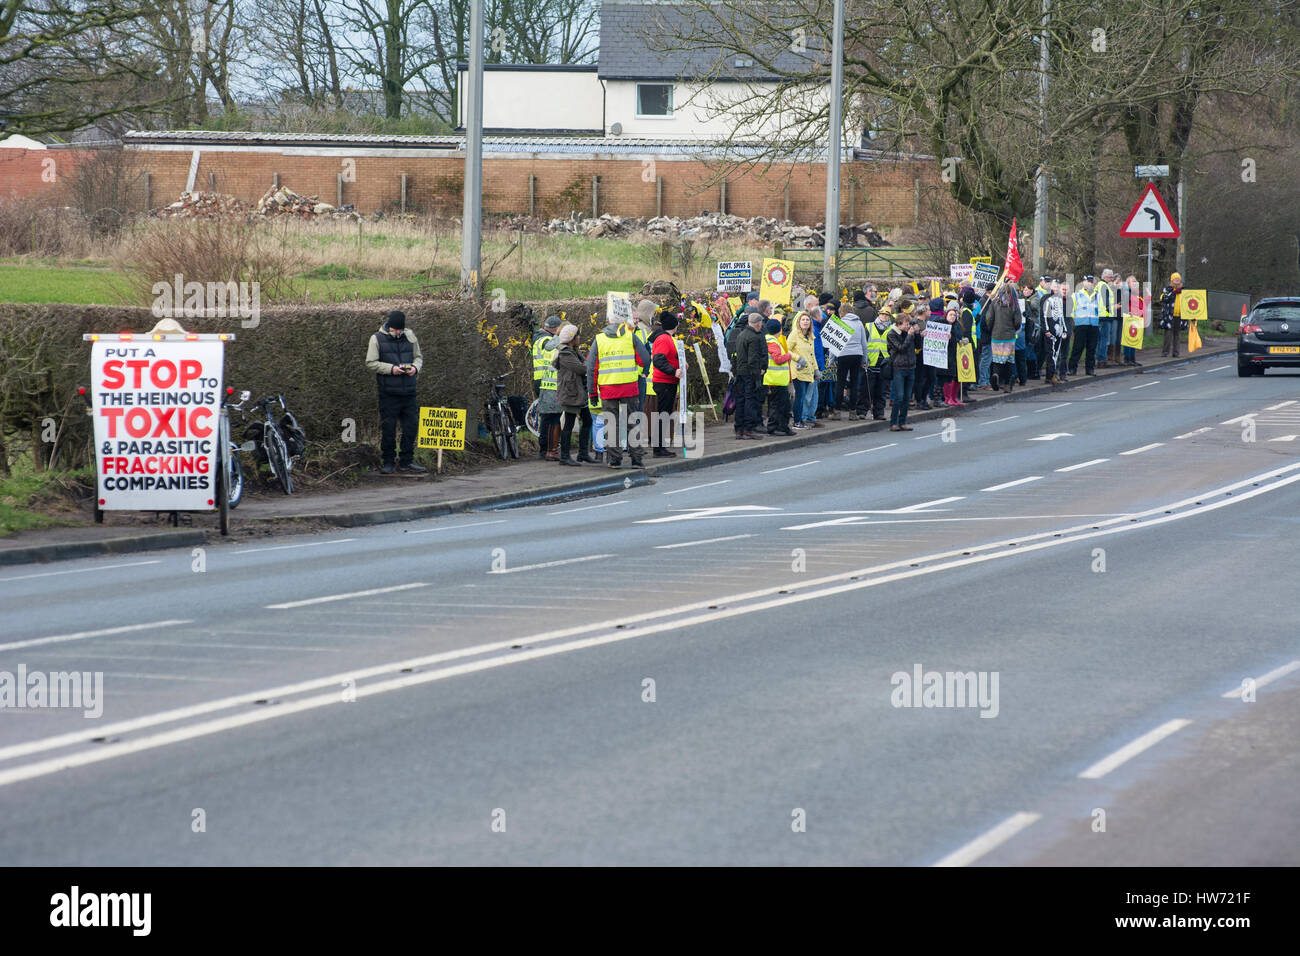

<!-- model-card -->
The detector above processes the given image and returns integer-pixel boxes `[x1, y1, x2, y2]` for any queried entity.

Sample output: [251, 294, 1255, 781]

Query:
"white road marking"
[0, 560, 159, 583]
[1174, 427, 1212, 439]
[895, 496, 965, 512]
[636, 505, 779, 524]
[981, 476, 1043, 492]
[981, 416, 1019, 425]
[1206, 364, 1231, 372]
[844, 443, 897, 456]
[1168, 373, 1197, 380]
[266, 583, 429, 609]
[1221, 414, 1257, 425]
[1266, 401, 1297, 411]
[551, 500, 628, 515]
[1034, 403, 1072, 413]
[408, 519, 506, 534]
[1130, 381, 1160, 390]
[1084, 391, 1117, 400]
[662, 480, 731, 495]
[914, 430, 960, 440]
[1056, 458, 1109, 472]
[1222, 661, 1300, 699]
[3, 467, 1298, 785]
[232, 538, 355, 554]
[487, 554, 612, 575]
[932, 812, 1042, 867]
[760, 460, 820, 475]
[655, 534, 754, 550]
[1269, 435, 1299, 442]
[1077, 719, 1192, 779]
[1120, 443, 1164, 456]
[1028, 433, 1073, 441]
[0, 620, 192, 654]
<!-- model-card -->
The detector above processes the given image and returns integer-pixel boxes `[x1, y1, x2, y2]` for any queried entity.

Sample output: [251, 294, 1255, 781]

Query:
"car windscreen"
[1252, 305, 1300, 322]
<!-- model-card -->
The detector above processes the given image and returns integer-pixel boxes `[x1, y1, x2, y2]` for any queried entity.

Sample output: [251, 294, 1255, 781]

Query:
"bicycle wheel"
[503, 403, 520, 459]
[487, 405, 507, 460]
[227, 451, 244, 509]
[525, 399, 540, 438]
[265, 426, 293, 495]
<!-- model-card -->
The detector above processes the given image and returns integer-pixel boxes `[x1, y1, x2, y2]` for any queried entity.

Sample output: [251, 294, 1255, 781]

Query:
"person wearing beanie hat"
[863, 302, 892, 420]
[762, 317, 794, 435]
[530, 314, 565, 460]
[1159, 271, 1184, 357]
[552, 325, 590, 465]
[648, 310, 683, 455]
[364, 309, 426, 474]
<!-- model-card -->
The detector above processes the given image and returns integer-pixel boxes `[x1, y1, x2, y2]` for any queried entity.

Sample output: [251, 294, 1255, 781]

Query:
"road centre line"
[844, 443, 897, 456]
[1221, 661, 1300, 698]
[233, 538, 355, 554]
[931, 812, 1042, 867]
[1055, 458, 1109, 472]
[1266, 400, 1297, 410]
[488, 554, 612, 575]
[266, 583, 429, 609]
[662, 480, 731, 495]
[0, 620, 192, 654]
[408, 519, 506, 534]
[1084, 391, 1117, 400]
[1077, 719, 1192, 779]
[0, 560, 159, 583]
[1168, 373, 1197, 380]
[1174, 428, 1212, 439]
[3, 465, 1296, 786]
[981, 476, 1042, 492]
[914, 430, 960, 440]
[1130, 381, 1160, 390]
[1222, 414, 1256, 425]
[1268, 435, 1298, 442]
[1034, 403, 1072, 413]
[551, 500, 628, 515]
[1120, 443, 1164, 456]
[760, 460, 820, 475]
[655, 534, 754, 550]
[1206, 365, 1231, 372]
[981, 416, 1019, 425]
[895, 496, 965, 512]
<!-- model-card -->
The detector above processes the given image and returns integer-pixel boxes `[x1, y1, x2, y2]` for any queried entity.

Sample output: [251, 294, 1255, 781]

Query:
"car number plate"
[1268, 346, 1300, 354]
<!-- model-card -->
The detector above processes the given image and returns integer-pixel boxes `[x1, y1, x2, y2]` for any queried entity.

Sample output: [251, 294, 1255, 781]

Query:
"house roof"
[597, 1, 821, 82]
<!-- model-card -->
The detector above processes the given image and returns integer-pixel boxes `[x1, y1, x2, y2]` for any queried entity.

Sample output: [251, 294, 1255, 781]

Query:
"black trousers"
[836, 355, 864, 410]
[1069, 325, 1099, 374]
[865, 365, 887, 417]
[734, 375, 762, 433]
[913, 364, 935, 406]
[766, 383, 791, 431]
[653, 380, 678, 450]
[378, 392, 418, 465]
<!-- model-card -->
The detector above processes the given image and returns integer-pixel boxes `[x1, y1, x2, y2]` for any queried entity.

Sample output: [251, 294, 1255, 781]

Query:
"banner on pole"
[759, 258, 795, 306]
[956, 341, 976, 382]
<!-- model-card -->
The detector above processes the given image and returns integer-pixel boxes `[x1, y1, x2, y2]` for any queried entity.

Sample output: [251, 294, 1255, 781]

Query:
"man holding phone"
[365, 309, 426, 474]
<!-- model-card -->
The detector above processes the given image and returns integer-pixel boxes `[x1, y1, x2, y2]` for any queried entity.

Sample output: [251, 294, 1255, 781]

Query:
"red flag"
[1003, 217, 1024, 284]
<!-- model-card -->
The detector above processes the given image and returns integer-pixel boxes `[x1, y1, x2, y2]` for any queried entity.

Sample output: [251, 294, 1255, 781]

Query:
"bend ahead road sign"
[1120, 183, 1180, 239]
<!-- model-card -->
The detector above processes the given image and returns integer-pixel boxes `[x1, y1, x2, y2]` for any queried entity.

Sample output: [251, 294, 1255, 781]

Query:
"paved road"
[2, 355, 1298, 864]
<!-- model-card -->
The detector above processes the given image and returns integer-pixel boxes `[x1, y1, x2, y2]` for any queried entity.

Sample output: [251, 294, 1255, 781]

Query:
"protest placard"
[956, 341, 976, 382]
[759, 258, 795, 306]
[820, 315, 856, 358]
[923, 320, 951, 369]
[949, 264, 974, 282]
[972, 262, 1000, 292]
[417, 406, 466, 451]
[716, 261, 753, 294]
[606, 291, 633, 324]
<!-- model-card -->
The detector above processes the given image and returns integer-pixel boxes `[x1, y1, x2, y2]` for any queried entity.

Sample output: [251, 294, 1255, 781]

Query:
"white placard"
[923, 320, 951, 369]
[716, 261, 753, 293]
[606, 291, 633, 324]
[819, 316, 855, 358]
[949, 263, 974, 282]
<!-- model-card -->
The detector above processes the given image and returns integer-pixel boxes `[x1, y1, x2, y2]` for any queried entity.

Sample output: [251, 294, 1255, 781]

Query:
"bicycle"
[243, 394, 304, 494]
[483, 374, 520, 460]
[220, 388, 253, 512]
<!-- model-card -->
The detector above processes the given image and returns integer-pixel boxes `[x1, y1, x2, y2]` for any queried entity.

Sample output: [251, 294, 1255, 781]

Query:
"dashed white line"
[551, 500, 629, 515]
[981, 416, 1020, 425]
[233, 538, 355, 554]
[1120, 443, 1164, 456]
[0, 620, 192, 654]
[1084, 391, 1117, 400]
[895, 496, 965, 512]
[487, 554, 612, 575]
[1222, 661, 1300, 699]
[1266, 401, 1298, 411]
[1221, 414, 1256, 425]
[914, 429, 961, 440]
[1207, 364, 1232, 372]
[267, 583, 430, 609]
[1268, 435, 1298, 442]
[932, 812, 1042, 867]
[655, 534, 754, 550]
[662, 480, 732, 495]
[981, 476, 1043, 492]
[1168, 373, 1197, 380]
[1174, 427, 1212, 439]
[408, 519, 506, 534]
[1034, 402, 1072, 413]
[1056, 458, 1109, 473]
[1078, 719, 1192, 779]
[0, 560, 160, 583]
[760, 460, 821, 475]
[844, 443, 897, 456]
[1130, 381, 1160, 390]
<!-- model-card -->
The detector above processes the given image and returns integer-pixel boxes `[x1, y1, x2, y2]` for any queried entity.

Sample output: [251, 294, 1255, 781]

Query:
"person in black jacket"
[364, 310, 426, 474]
[733, 312, 769, 439]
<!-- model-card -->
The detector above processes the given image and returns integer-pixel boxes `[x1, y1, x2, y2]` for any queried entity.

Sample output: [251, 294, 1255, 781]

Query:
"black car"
[1238, 297, 1300, 376]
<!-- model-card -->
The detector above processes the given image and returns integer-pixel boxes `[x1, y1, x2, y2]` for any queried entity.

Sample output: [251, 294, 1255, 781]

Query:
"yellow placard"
[759, 257, 795, 306]
[1178, 290, 1207, 323]
[956, 342, 976, 382]
[417, 406, 467, 451]
[727, 295, 743, 317]
[969, 256, 992, 266]
[1121, 314, 1144, 349]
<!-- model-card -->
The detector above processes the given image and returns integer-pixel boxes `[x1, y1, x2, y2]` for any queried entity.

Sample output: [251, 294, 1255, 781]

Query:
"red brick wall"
[0, 149, 95, 200]
[1, 145, 945, 228]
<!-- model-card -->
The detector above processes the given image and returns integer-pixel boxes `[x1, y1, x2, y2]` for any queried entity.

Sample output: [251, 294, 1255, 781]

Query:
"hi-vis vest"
[1096, 282, 1115, 318]
[595, 328, 638, 387]
[762, 335, 790, 386]
[866, 324, 889, 366]
[532, 334, 557, 391]
[634, 329, 650, 380]
[1073, 288, 1099, 322]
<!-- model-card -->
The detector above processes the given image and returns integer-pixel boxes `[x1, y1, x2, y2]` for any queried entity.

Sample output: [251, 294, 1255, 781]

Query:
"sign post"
[1121, 177, 1180, 323]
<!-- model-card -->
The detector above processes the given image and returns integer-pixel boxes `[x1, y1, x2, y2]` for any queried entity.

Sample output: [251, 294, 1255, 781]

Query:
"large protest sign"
[949, 263, 974, 282]
[759, 258, 795, 306]
[417, 407, 466, 451]
[606, 291, 633, 324]
[972, 262, 1000, 292]
[819, 315, 856, 358]
[89, 337, 223, 511]
[716, 261, 753, 293]
[1121, 314, 1144, 349]
[923, 320, 951, 369]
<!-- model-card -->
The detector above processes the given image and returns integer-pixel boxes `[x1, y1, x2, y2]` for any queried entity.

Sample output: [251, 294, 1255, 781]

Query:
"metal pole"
[460, 0, 485, 297]
[1033, 0, 1050, 277]
[1176, 175, 1186, 276]
[822, 0, 844, 292]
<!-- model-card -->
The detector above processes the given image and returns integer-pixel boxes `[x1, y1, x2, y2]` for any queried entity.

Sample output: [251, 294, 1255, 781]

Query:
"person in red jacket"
[649, 310, 682, 456]
[764, 317, 794, 435]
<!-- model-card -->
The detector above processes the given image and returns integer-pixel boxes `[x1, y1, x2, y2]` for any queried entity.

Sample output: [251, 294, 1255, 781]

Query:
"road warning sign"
[417, 406, 466, 450]
[1120, 183, 1180, 238]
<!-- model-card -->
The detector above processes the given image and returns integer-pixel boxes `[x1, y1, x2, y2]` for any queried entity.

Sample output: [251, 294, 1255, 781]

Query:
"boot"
[545, 424, 561, 461]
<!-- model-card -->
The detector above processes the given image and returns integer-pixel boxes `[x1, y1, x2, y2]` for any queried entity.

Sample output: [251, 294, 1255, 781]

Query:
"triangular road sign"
[1120, 183, 1180, 238]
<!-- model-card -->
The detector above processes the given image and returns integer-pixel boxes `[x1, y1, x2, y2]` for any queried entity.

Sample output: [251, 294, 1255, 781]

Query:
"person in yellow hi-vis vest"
[586, 307, 651, 468]
[763, 318, 794, 435]
[532, 315, 563, 460]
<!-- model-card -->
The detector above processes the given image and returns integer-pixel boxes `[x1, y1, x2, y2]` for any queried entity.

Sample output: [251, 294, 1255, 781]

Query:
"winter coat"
[886, 325, 918, 371]
[837, 313, 868, 357]
[987, 291, 1023, 341]
[734, 323, 770, 377]
[787, 326, 818, 382]
[553, 344, 588, 408]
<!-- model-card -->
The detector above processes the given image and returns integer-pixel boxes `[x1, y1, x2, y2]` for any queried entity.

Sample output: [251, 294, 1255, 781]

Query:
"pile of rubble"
[536, 212, 892, 248]
[256, 185, 358, 220]
[151, 191, 252, 219]
[151, 186, 360, 221]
